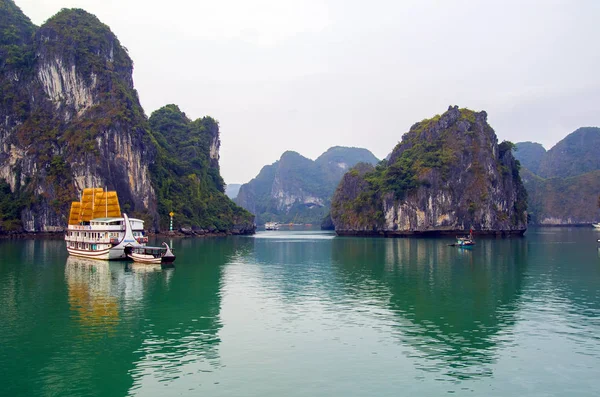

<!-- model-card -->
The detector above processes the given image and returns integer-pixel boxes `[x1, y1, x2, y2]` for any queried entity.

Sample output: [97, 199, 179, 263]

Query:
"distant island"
[515, 127, 600, 225]
[235, 146, 379, 225]
[0, 1, 254, 235]
[329, 106, 527, 236]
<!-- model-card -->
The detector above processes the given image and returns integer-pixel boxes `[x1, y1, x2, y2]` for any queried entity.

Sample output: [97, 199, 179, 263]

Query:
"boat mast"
[105, 186, 108, 218]
[92, 180, 95, 217]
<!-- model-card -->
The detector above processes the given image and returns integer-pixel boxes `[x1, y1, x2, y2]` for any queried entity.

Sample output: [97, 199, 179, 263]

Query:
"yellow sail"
[70, 188, 121, 223]
[80, 188, 103, 222]
[105, 191, 121, 218]
[92, 191, 121, 219]
[68, 202, 82, 225]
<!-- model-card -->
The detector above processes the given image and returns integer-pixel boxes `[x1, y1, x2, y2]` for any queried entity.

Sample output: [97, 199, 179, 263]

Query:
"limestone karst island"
[2, 0, 600, 396]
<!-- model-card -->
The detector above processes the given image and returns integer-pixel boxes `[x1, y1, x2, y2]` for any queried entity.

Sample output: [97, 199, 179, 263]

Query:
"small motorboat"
[449, 229, 475, 248]
[450, 237, 475, 248]
[593, 223, 600, 229]
[128, 242, 176, 264]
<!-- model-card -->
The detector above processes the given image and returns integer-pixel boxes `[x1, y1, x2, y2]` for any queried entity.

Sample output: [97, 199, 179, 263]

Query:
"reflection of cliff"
[331, 237, 527, 380]
[126, 237, 250, 390]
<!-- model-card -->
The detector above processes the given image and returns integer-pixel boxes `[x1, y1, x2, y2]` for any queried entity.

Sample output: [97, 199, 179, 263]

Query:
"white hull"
[67, 246, 126, 260]
[128, 243, 176, 264]
[128, 252, 162, 264]
[593, 223, 600, 229]
[66, 213, 143, 261]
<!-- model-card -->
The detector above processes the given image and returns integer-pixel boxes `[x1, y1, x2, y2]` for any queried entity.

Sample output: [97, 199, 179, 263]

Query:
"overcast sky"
[15, 0, 600, 184]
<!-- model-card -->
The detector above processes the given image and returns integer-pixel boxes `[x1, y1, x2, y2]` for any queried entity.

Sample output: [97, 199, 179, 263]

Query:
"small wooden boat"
[453, 237, 475, 247]
[449, 229, 475, 247]
[128, 242, 176, 264]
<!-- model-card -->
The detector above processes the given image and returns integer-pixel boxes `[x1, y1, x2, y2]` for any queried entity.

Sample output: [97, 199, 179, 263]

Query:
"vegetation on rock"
[520, 169, 600, 225]
[0, 4, 253, 234]
[331, 106, 527, 235]
[148, 105, 253, 232]
[536, 127, 600, 178]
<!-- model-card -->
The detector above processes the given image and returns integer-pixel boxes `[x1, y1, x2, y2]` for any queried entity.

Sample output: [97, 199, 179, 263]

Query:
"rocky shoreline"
[335, 229, 527, 237]
[0, 227, 256, 239]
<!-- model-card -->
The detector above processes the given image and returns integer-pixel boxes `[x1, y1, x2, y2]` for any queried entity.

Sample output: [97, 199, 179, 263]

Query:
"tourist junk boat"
[128, 242, 176, 264]
[265, 222, 280, 230]
[65, 188, 148, 260]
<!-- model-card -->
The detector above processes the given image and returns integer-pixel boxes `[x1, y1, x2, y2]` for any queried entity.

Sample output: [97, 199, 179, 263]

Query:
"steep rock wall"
[331, 106, 527, 236]
[0, 6, 157, 231]
[0, 3, 253, 234]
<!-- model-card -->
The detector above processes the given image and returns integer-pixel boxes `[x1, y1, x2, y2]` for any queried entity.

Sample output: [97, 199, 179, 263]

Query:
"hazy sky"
[15, 0, 600, 184]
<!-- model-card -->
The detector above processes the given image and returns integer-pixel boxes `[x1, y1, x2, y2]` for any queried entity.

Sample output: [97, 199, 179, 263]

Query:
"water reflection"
[65, 257, 120, 334]
[127, 237, 249, 395]
[331, 237, 527, 381]
[59, 238, 242, 396]
[4, 231, 600, 395]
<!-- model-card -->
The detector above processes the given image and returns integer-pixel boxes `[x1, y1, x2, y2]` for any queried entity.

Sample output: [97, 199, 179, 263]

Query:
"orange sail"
[68, 202, 82, 225]
[92, 191, 121, 219]
[80, 188, 103, 222]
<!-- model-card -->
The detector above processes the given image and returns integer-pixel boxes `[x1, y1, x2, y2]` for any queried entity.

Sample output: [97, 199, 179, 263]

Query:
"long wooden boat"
[128, 242, 176, 264]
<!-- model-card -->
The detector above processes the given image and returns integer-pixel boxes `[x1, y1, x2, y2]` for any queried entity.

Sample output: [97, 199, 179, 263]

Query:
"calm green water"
[1, 228, 600, 396]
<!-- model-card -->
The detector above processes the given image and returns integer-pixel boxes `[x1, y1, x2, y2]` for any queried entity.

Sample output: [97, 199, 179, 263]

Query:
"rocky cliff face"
[0, 5, 156, 231]
[331, 106, 527, 236]
[235, 147, 379, 225]
[0, 2, 253, 234]
[520, 169, 600, 225]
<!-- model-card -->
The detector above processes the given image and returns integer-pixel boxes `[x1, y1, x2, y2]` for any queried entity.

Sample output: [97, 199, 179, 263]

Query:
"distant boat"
[593, 223, 600, 229]
[128, 242, 176, 264]
[265, 222, 279, 230]
[449, 229, 475, 248]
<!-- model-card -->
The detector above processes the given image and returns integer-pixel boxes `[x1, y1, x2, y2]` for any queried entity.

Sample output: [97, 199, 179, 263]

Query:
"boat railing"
[64, 235, 114, 244]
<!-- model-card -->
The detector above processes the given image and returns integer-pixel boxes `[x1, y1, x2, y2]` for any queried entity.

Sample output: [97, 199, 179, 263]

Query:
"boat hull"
[66, 246, 126, 260]
[128, 253, 162, 264]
